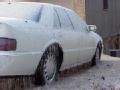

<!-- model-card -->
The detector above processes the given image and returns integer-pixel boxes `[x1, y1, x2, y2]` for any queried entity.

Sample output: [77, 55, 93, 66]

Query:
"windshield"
[0, 3, 41, 22]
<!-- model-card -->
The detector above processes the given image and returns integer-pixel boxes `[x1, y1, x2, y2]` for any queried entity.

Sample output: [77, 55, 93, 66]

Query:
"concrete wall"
[85, 0, 120, 53]
[86, 0, 120, 38]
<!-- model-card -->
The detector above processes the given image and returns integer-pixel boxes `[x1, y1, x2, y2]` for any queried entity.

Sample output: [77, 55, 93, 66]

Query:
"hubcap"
[44, 54, 57, 82]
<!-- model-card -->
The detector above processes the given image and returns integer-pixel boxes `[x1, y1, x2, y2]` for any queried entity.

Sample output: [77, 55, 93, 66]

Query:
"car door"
[80, 24, 97, 62]
[54, 8, 83, 69]
[78, 24, 97, 62]
[67, 10, 96, 64]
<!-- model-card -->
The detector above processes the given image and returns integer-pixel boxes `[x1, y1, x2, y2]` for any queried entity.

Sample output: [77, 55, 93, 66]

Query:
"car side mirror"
[87, 25, 97, 32]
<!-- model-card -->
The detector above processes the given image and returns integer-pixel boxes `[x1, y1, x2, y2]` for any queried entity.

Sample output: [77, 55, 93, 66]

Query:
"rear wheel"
[34, 45, 59, 86]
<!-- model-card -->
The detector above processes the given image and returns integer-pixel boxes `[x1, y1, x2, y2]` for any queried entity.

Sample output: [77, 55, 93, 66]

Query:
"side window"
[67, 10, 87, 32]
[38, 6, 44, 22]
[55, 8, 73, 29]
[54, 9, 61, 29]
[39, 6, 54, 28]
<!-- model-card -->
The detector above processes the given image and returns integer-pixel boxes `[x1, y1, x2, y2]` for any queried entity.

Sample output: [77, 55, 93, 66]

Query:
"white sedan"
[0, 2, 103, 85]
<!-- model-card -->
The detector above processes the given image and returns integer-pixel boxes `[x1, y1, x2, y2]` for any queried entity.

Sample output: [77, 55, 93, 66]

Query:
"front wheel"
[91, 47, 101, 66]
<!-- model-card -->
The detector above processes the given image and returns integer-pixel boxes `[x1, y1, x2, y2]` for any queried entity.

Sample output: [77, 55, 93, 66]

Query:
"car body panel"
[0, 2, 103, 76]
[0, 51, 42, 75]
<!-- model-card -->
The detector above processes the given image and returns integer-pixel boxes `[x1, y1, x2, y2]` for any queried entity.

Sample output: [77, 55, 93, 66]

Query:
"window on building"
[103, 0, 108, 10]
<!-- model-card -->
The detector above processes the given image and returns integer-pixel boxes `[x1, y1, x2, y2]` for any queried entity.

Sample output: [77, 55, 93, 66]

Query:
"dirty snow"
[0, 55, 120, 90]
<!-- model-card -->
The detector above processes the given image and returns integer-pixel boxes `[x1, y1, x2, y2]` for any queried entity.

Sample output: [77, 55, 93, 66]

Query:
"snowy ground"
[0, 55, 120, 90]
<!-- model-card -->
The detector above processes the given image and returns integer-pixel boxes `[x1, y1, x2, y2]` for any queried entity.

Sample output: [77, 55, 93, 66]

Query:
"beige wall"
[9, 0, 85, 19]
[73, 0, 85, 20]
[18, 0, 74, 10]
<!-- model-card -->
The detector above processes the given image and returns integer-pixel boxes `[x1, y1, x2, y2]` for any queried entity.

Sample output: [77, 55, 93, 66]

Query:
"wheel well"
[46, 43, 63, 70]
[57, 45, 63, 70]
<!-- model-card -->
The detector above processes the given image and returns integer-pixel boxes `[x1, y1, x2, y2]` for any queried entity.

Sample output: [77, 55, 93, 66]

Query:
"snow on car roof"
[0, 2, 72, 12]
[0, 2, 73, 22]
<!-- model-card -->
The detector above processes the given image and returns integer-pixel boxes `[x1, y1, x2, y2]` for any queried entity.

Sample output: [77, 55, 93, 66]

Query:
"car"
[0, 2, 103, 85]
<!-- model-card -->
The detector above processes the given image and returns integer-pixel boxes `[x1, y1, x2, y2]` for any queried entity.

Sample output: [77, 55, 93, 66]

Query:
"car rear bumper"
[0, 51, 42, 76]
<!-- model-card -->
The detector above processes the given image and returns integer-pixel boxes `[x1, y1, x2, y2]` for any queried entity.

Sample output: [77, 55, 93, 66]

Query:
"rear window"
[0, 3, 42, 22]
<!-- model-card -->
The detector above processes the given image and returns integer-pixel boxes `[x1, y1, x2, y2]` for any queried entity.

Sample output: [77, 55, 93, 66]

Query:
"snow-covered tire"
[91, 46, 101, 66]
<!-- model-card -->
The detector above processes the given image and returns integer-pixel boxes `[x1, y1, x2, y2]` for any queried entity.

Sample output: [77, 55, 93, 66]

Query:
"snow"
[0, 55, 120, 90]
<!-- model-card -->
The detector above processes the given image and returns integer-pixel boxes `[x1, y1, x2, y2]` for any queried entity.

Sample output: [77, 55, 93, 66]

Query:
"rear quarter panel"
[11, 26, 54, 52]
[0, 24, 57, 75]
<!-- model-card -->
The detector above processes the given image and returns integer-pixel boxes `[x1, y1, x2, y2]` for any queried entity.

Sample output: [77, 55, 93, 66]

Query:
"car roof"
[0, 2, 72, 12]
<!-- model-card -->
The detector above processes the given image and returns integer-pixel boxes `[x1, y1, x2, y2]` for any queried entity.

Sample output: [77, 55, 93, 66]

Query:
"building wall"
[86, 0, 120, 53]
[86, 0, 120, 38]
[10, 0, 85, 19]
[73, 0, 86, 20]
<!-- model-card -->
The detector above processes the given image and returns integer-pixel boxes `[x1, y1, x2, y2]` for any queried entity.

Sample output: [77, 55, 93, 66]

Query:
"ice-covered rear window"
[0, 3, 41, 22]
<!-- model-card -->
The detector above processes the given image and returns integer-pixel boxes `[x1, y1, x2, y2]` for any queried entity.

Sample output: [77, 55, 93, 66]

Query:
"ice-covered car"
[0, 2, 103, 85]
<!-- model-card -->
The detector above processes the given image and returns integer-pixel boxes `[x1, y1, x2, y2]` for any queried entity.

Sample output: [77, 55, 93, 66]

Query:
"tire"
[91, 46, 101, 66]
[34, 45, 59, 86]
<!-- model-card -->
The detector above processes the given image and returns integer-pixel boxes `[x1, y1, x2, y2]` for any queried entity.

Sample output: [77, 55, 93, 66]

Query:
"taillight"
[0, 38, 17, 51]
